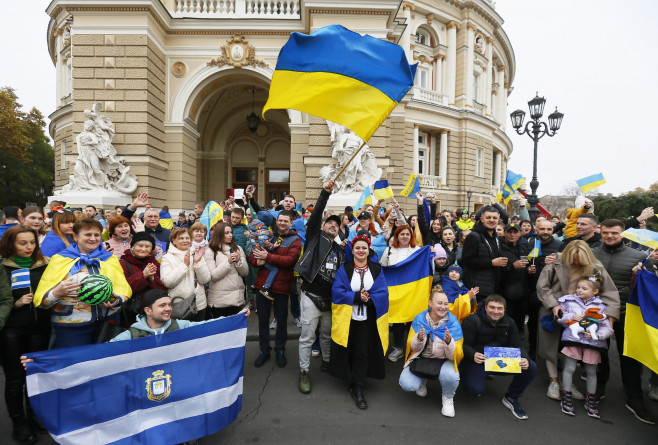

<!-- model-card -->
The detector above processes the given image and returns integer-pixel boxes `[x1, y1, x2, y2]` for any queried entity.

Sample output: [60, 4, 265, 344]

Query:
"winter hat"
[433, 243, 447, 261]
[446, 264, 462, 277]
[131, 231, 156, 249]
[141, 289, 169, 313]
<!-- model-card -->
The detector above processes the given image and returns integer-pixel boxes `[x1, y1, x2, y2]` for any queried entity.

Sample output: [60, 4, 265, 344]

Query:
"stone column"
[429, 132, 437, 176]
[439, 130, 448, 185]
[412, 125, 419, 174]
[497, 67, 507, 130]
[289, 122, 309, 203]
[401, 2, 415, 61]
[493, 150, 501, 189]
[446, 21, 459, 105]
[485, 37, 494, 117]
[465, 23, 477, 107]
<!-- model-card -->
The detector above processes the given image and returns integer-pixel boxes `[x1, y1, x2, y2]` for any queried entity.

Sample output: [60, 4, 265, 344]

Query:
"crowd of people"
[0, 186, 656, 443]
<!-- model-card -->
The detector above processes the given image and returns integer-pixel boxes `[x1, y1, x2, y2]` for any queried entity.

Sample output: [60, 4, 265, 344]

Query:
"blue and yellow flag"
[383, 246, 433, 323]
[354, 185, 373, 210]
[576, 173, 606, 193]
[501, 170, 525, 204]
[624, 266, 658, 373]
[294, 202, 303, 215]
[621, 228, 658, 251]
[406, 309, 464, 371]
[263, 25, 416, 142]
[200, 201, 224, 239]
[527, 238, 542, 261]
[159, 210, 173, 230]
[373, 180, 394, 201]
[400, 174, 420, 198]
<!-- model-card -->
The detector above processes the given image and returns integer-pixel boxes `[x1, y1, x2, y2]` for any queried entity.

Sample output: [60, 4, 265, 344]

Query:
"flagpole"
[333, 140, 367, 182]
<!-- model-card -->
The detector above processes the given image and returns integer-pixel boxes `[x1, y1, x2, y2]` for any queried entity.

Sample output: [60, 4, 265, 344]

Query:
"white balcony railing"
[473, 100, 485, 115]
[412, 87, 448, 106]
[418, 174, 442, 189]
[172, 0, 300, 19]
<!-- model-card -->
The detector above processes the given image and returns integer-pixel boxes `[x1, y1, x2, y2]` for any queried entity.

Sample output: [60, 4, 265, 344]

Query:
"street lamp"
[246, 86, 260, 133]
[510, 92, 564, 222]
[466, 190, 473, 212]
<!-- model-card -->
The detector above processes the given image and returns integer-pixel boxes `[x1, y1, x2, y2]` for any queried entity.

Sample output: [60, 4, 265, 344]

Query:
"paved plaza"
[1, 314, 655, 444]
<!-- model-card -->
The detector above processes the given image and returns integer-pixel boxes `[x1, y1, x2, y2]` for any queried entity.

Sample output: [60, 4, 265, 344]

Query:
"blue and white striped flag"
[11, 269, 31, 290]
[26, 314, 248, 445]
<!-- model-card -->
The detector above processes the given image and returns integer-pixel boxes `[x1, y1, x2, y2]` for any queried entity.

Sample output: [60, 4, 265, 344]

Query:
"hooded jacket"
[110, 314, 204, 342]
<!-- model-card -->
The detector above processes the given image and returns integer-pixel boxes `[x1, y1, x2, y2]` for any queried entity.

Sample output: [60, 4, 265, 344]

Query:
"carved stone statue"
[319, 121, 382, 194]
[61, 103, 138, 195]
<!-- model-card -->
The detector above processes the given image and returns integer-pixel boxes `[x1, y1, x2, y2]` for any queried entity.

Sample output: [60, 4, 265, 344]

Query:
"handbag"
[409, 357, 445, 380]
[171, 295, 197, 320]
[96, 309, 125, 343]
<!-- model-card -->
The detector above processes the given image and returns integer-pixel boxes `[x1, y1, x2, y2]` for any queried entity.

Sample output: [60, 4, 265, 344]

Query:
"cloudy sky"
[1, 0, 656, 196]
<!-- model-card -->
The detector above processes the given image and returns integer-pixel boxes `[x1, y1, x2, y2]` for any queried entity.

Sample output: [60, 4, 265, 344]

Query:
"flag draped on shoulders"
[440, 276, 475, 323]
[383, 246, 433, 323]
[33, 244, 131, 307]
[406, 309, 464, 371]
[200, 201, 224, 239]
[25, 314, 248, 445]
[624, 266, 658, 373]
[263, 24, 416, 142]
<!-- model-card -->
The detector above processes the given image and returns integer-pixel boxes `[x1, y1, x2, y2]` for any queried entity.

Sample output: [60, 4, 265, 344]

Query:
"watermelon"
[78, 274, 114, 305]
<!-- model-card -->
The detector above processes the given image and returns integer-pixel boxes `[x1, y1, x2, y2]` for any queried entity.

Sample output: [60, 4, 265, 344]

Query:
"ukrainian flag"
[354, 185, 373, 210]
[383, 246, 433, 323]
[200, 201, 224, 239]
[624, 266, 658, 373]
[373, 180, 394, 201]
[527, 238, 542, 261]
[400, 174, 420, 198]
[621, 228, 658, 250]
[501, 170, 525, 204]
[576, 173, 606, 193]
[263, 25, 416, 142]
[159, 210, 173, 230]
[406, 309, 464, 371]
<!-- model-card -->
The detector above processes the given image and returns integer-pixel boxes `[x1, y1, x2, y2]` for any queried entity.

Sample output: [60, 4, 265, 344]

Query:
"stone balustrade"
[418, 174, 442, 189]
[172, 0, 300, 19]
[412, 87, 448, 106]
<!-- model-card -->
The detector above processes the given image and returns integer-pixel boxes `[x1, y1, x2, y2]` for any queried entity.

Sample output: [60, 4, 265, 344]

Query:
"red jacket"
[120, 249, 166, 295]
[249, 229, 302, 295]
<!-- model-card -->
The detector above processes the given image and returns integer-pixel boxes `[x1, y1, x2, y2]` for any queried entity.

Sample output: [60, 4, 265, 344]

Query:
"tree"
[592, 192, 658, 232]
[0, 87, 54, 207]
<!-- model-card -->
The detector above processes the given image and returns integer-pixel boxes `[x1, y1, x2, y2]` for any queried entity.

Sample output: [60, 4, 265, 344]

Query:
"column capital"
[402, 2, 415, 11]
[447, 21, 461, 30]
[497, 65, 506, 72]
[414, 123, 421, 128]
[485, 36, 495, 44]
[466, 22, 478, 32]
[439, 129, 449, 134]
[433, 54, 445, 61]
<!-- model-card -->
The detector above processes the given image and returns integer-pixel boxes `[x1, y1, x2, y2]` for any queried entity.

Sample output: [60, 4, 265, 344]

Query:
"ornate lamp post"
[510, 93, 564, 222]
[466, 190, 473, 212]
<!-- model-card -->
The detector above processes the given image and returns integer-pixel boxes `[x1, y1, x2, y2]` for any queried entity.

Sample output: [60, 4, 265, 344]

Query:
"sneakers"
[648, 386, 658, 402]
[585, 393, 600, 419]
[299, 370, 311, 394]
[547, 381, 560, 400]
[294, 317, 302, 328]
[311, 348, 321, 358]
[388, 347, 404, 363]
[276, 350, 287, 368]
[415, 379, 427, 397]
[270, 319, 277, 330]
[571, 385, 585, 401]
[259, 288, 274, 301]
[502, 395, 528, 420]
[561, 390, 575, 416]
[625, 399, 657, 425]
[441, 395, 455, 418]
[254, 351, 270, 367]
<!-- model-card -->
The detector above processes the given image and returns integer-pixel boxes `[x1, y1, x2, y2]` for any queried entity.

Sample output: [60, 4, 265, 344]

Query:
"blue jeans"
[261, 263, 279, 289]
[399, 362, 460, 397]
[460, 359, 537, 399]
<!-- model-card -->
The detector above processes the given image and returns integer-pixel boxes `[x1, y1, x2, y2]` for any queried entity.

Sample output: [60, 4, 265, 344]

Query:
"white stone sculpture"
[61, 103, 138, 195]
[319, 121, 382, 194]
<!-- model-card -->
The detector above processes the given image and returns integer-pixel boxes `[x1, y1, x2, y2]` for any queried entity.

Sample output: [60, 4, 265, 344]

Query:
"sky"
[1, 0, 656, 197]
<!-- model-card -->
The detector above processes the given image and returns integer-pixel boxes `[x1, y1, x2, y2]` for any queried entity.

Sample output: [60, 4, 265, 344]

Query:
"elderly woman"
[160, 228, 210, 321]
[204, 222, 249, 318]
[399, 290, 463, 417]
[537, 240, 619, 401]
[34, 219, 132, 348]
[329, 235, 389, 410]
[381, 224, 421, 363]
[40, 209, 76, 257]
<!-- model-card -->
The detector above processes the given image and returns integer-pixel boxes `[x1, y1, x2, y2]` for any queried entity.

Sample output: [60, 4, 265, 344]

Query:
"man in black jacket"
[461, 206, 508, 303]
[461, 295, 537, 420]
[499, 223, 533, 333]
[559, 213, 602, 252]
[295, 180, 345, 394]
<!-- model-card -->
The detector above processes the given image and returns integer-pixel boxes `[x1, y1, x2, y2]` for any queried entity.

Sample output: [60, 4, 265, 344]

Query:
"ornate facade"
[47, 0, 515, 213]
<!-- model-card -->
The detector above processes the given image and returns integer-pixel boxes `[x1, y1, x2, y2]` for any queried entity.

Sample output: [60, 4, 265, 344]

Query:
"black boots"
[11, 415, 38, 444]
[350, 385, 367, 410]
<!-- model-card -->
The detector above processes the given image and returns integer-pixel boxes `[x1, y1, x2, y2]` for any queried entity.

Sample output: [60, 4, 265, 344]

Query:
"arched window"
[416, 28, 435, 47]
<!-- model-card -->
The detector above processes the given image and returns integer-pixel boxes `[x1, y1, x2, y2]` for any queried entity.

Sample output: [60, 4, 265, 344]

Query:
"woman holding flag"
[399, 290, 463, 417]
[0, 226, 51, 443]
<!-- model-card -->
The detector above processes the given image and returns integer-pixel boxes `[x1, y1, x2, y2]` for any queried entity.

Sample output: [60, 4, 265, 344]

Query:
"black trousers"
[256, 292, 289, 353]
[208, 305, 242, 319]
[506, 298, 527, 335]
[348, 320, 369, 388]
[0, 323, 50, 417]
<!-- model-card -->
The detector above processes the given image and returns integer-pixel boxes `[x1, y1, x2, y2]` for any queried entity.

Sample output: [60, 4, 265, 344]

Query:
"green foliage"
[592, 192, 658, 231]
[0, 87, 54, 207]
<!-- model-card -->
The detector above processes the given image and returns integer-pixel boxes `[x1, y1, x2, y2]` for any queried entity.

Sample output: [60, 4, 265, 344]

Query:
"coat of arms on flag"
[146, 370, 172, 402]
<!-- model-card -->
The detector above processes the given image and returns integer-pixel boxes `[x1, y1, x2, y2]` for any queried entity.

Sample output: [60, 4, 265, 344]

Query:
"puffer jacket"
[557, 293, 612, 348]
[204, 244, 248, 308]
[593, 242, 647, 309]
[160, 245, 211, 311]
[249, 228, 301, 295]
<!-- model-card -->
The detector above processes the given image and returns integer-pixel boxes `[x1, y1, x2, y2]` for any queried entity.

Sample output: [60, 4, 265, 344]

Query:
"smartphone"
[105, 242, 110, 249]
[229, 247, 235, 254]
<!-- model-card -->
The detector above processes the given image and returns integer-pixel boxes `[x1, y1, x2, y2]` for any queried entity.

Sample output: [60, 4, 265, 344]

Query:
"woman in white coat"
[160, 228, 210, 321]
[205, 222, 249, 318]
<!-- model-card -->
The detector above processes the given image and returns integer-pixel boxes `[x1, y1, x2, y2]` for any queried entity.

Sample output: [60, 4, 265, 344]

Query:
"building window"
[234, 169, 257, 184]
[418, 131, 429, 175]
[268, 169, 290, 183]
[475, 148, 483, 177]
[415, 67, 429, 89]
[417, 30, 428, 46]
[473, 73, 480, 102]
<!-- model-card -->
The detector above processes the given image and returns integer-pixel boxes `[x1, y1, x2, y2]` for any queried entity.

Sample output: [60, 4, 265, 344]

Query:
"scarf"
[416, 309, 449, 342]
[12, 256, 33, 269]
[58, 243, 113, 275]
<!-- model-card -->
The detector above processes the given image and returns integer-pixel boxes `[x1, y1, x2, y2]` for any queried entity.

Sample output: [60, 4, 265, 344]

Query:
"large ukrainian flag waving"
[263, 25, 416, 142]
[383, 246, 433, 323]
[624, 265, 658, 373]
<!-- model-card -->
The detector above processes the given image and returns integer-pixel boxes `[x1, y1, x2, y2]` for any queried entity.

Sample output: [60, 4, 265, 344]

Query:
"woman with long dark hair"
[0, 226, 51, 443]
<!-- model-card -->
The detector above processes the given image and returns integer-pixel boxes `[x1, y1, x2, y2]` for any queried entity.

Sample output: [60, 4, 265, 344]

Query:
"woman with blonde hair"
[40, 210, 77, 257]
[536, 240, 619, 401]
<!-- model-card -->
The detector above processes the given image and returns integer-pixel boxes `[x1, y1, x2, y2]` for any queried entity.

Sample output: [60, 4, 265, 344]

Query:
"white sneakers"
[441, 395, 455, 417]
[415, 379, 427, 397]
[388, 347, 404, 362]
[547, 381, 585, 401]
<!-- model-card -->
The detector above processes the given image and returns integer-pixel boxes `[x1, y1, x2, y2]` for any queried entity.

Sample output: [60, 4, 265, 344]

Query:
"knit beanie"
[131, 231, 156, 249]
[446, 264, 462, 277]
[433, 243, 447, 261]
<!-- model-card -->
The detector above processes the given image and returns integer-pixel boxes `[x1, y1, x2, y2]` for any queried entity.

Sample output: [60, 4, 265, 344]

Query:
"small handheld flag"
[11, 269, 31, 290]
[373, 180, 394, 201]
[527, 239, 542, 261]
[200, 201, 224, 239]
[400, 174, 420, 197]
[621, 228, 658, 250]
[354, 185, 373, 210]
[576, 173, 606, 193]
[159, 210, 173, 230]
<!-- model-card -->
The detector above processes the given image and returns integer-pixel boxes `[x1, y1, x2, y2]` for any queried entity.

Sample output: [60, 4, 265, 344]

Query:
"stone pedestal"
[326, 192, 362, 213]
[49, 189, 133, 209]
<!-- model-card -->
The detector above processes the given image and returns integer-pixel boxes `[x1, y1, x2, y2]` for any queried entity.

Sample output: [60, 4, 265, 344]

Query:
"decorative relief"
[171, 61, 187, 77]
[207, 35, 267, 69]
[475, 34, 485, 54]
